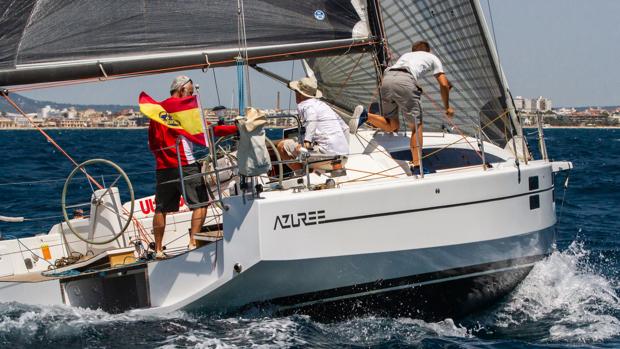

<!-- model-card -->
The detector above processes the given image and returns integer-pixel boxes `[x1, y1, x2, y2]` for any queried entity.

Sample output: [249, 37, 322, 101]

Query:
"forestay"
[0, 0, 372, 87]
[308, 0, 521, 148]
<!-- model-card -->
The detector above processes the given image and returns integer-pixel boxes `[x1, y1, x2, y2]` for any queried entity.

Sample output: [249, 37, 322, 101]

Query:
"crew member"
[277, 77, 350, 171]
[149, 76, 236, 258]
[358, 40, 454, 174]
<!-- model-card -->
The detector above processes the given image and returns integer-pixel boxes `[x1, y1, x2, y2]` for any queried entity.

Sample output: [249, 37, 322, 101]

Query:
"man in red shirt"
[149, 76, 236, 258]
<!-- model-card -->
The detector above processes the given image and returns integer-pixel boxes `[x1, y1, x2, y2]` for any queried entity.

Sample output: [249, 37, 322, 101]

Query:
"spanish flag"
[139, 92, 204, 135]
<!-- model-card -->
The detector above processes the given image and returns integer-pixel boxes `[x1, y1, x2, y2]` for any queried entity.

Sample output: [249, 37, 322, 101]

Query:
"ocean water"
[0, 128, 619, 348]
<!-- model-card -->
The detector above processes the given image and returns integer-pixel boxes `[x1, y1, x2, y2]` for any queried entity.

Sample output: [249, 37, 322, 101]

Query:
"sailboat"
[0, 0, 571, 319]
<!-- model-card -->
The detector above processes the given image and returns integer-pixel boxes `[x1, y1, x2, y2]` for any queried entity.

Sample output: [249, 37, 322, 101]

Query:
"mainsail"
[308, 0, 521, 148]
[0, 0, 372, 87]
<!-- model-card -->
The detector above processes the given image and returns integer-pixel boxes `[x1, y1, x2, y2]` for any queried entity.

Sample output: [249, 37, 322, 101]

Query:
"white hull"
[0, 131, 570, 319]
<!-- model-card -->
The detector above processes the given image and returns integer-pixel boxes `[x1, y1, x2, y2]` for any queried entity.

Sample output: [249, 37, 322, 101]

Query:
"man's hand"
[445, 107, 454, 118]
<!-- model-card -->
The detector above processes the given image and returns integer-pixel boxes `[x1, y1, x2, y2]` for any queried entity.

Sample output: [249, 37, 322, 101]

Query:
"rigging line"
[287, 60, 295, 112]
[236, 0, 251, 108]
[212, 69, 221, 105]
[0, 170, 154, 187]
[421, 137, 474, 160]
[338, 165, 403, 184]
[419, 89, 485, 162]
[480, 110, 510, 131]
[240, 0, 252, 107]
[0, 92, 153, 245]
[1, 92, 103, 190]
[345, 167, 402, 179]
[486, 0, 520, 143]
[486, 0, 503, 79]
[8, 235, 56, 268]
[354, 125, 485, 162]
[334, 54, 365, 99]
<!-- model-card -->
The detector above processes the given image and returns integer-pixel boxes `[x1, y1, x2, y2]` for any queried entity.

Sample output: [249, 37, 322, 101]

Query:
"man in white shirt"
[357, 41, 454, 174]
[277, 77, 350, 171]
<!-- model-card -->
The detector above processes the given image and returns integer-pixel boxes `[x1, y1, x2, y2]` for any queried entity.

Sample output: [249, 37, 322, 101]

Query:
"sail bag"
[237, 108, 271, 177]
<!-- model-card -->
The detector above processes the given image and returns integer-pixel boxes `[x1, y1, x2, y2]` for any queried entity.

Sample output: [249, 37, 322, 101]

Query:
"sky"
[19, 0, 620, 108]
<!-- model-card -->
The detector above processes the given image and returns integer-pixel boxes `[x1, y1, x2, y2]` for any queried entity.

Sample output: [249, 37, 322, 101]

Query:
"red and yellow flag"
[139, 92, 204, 134]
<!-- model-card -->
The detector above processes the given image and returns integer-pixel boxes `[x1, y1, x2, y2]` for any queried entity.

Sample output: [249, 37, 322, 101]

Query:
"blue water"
[1, 128, 619, 348]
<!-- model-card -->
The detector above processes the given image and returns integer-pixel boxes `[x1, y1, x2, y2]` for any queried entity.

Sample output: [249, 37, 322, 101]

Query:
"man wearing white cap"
[276, 77, 350, 171]
[149, 75, 237, 258]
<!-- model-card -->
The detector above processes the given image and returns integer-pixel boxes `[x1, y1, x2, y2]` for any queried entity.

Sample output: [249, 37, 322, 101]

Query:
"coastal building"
[81, 108, 98, 119]
[12, 114, 39, 128]
[556, 107, 576, 115]
[58, 119, 88, 128]
[585, 107, 604, 116]
[39, 105, 56, 118]
[513, 96, 552, 113]
[534, 96, 552, 112]
[0, 117, 14, 128]
[113, 115, 137, 127]
[513, 96, 522, 109]
[65, 107, 78, 119]
[513, 96, 534, 113]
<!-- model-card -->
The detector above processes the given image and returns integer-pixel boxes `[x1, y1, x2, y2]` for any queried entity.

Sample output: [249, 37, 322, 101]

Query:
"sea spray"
[475, 241, 620, 343]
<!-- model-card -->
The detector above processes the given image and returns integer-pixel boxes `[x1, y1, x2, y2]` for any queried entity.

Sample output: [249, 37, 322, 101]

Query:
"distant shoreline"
[0, 127, 148, 130]
[0, 125, 617, 131]
[523, 126, 619, 129]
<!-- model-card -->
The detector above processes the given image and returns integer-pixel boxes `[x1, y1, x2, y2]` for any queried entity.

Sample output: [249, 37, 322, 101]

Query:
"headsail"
[309, 0, 521, 148]
[0, 0, 372, 87]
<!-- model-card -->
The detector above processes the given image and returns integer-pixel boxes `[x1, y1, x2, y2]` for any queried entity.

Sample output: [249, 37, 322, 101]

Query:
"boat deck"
[0, 271, 59, 283]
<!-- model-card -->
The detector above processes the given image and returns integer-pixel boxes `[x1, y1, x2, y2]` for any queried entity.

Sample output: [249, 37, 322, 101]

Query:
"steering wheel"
[61, 158, 135, 245]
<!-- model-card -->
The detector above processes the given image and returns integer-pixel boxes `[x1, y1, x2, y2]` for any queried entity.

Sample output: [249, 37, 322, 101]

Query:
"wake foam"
[0, 303, 191, 345]
[486, 241, 620, 342]
[314, 316, 471, 346]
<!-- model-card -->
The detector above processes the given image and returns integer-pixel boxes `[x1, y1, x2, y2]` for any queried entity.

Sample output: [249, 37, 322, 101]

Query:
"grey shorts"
[380, 70, 423, 124]
[155, 163, 209, 212]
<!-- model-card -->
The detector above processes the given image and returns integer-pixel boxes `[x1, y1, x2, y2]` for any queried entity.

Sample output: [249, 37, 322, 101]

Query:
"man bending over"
[358, 40, 454, 174]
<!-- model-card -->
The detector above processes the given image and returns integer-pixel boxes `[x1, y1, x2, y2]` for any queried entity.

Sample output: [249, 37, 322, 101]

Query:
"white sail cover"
[0, 0, 371, 86]
[309, 0, 519, 147]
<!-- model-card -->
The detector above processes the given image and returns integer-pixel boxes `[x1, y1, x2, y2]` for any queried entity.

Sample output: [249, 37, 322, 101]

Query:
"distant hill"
[559, 105, 620, 112]
[573, 106, 620, 112]
[0, 93, 136, 114]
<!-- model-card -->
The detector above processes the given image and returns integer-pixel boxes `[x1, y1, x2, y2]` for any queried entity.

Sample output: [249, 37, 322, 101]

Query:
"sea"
[0, 128, 618, 348]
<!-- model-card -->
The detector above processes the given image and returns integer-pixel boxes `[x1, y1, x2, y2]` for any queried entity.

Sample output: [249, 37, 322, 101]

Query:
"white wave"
[0, 302, 192, 339]
[157, 316, 309, 348]
[314, 316, 471, 346]
[490, 241, 620, 342]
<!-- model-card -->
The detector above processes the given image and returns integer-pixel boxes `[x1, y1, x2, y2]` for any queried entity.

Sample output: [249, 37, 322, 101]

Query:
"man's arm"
[213, 124, 238, 137]
[302, 107, 318, 148]
[435, 73, 454, 117]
